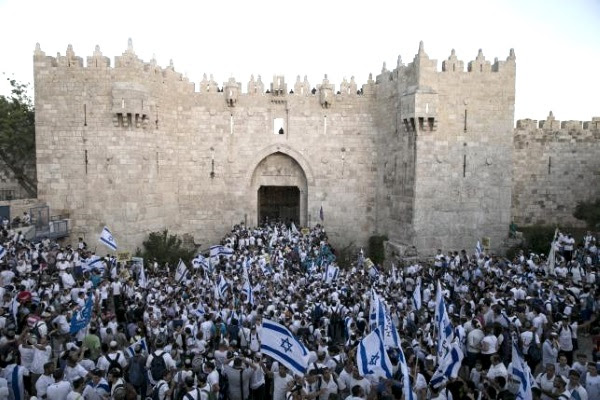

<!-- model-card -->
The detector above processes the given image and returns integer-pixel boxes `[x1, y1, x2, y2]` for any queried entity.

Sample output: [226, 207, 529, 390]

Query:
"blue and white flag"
[269, 227, 278, 248]
[382, 302, 401, 349]
[324, 264, 339, 284]
[210, 245, 234, 259]
[509, 338, 533, 400]
[192, 254, 210, 271]
[217, 275, 229, 298]
[242, 279, 254, 305]
[0, 244, 6, 260]
[397, 345, 415, 400]
[259, 319, 309, 376]
[138, 263, 147, 289]
[194, 302, 206, 317]
[70, 295, 93, 334]
[356, 327, 393, 379]
[99, 226, 117, 251]
[175, 260, 188, 283]
[546, 228, 559, 276]
[10, 296, 19, 329]
[413, 278, 422, 310]
[475, 240, 483, 259]
[126, 337, 148, 357]
[83, 255, 104, 272]
[369, 290, 384, 331]
[291, 222, 300, 235]
[430, 342, 464, 388]
[435, 281, 454, 359]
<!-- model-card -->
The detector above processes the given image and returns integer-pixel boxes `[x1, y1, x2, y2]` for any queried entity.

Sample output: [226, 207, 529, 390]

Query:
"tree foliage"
[573, 199, 600, 229]
[141, 229, 195, 267]
[0, 75, 36, 197]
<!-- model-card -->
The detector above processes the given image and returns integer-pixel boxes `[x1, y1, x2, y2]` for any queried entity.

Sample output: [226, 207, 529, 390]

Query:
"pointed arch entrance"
[250, 151, 308, 226]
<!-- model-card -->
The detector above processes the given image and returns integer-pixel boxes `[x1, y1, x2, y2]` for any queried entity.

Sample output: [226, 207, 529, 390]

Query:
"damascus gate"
[31, 39, 600, 256]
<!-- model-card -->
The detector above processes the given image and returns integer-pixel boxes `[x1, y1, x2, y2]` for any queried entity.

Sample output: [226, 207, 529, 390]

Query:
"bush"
[141, 229, 196, 267]
[368, 235, 388, 266]
[519, 225, 589, 256]
[574, 199, 600, 229]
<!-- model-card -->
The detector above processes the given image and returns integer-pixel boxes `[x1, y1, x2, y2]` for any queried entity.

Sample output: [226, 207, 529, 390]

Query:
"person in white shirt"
[566, 369, 588, 400]
[3, 362, 29, 400]
[486, 354, 508, 381]
[35, 362, 56, 399]
[145, 341, 177, 386]
[536, 363, 557, 400]
[585, 362, 600, 400]
[270, 365, 294, 400]
[96, 341, 128, 372]
[46, 369, 72, 400]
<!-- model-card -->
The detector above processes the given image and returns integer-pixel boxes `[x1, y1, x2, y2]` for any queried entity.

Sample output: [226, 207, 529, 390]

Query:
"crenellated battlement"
[515, 112, 600, 142]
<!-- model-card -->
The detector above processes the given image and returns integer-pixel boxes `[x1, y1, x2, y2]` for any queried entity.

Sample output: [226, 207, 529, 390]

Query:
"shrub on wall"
[368, 235, 388, 266]
[141, 229, 195, 268]
[573, 199, 600, 229]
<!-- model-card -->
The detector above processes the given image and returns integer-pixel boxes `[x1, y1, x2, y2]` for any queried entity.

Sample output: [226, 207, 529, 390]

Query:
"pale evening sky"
[0, 0, 598, 123]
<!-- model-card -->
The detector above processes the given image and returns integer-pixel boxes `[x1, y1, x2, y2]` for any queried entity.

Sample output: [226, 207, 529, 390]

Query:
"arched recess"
[249, 150, 309, 226]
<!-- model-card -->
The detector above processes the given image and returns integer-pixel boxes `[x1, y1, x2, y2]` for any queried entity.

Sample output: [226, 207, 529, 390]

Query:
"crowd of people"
[0, 220, 598, 400]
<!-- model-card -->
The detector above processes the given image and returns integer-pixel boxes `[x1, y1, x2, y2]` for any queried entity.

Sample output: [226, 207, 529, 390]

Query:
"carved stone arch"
[245, 144, 315, 186]
[247, 146, 312, 227]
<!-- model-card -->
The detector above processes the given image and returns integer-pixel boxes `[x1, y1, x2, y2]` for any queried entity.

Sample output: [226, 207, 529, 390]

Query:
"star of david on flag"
[99, 226, 117, 251]
[356, 327, 393, 379]
[259, 319, 309, 376]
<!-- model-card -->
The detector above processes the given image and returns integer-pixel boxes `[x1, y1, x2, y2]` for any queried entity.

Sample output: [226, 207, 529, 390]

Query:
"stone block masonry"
[31, 39, 594, 256]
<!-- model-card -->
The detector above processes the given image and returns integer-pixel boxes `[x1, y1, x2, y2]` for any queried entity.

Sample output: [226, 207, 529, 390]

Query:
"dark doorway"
[258, 186, 300, 224]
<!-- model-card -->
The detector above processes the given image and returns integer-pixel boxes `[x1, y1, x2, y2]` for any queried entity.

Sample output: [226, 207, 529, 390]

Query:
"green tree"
[141, 229, 195, 267]
[0, 76, 36, 197]
[573, 199, 600, 229]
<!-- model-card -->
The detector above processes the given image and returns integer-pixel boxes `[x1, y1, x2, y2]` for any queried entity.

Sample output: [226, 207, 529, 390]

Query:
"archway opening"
[258, 186, 300, 224]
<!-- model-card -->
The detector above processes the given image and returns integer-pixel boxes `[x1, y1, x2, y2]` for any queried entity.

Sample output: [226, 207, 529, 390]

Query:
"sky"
[0, 0, 598, 122]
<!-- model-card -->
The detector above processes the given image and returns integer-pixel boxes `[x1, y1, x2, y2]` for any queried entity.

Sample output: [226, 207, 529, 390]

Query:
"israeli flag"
[412, 278, 422, 310]
[291, 222, 300, 235]
[126, 337, 148, 357]
[70, 295, 93, 334]
[242, 279, 254, 305]
[356, 327, 393, 379]
[217, 275, 229, 297]
[435, 281, 454, 359]
[269, 227, 278, 248]
[547, 228, 559, 275]
[210, 245, 234, 259]
[138, 263, 147, 289]
[475, 240, 483, 259]
[99, 226, 117, 251]
[10, 296, 19, 329]
[430, 342, 464, 388]
[83, 255, 104, 272]
[358, 248, 364, 268]
[382, 302, 401, 349]
[194, 302, 206, 317]
[175, 260, 188, 283]
[259, 319, 309, 376]
[397, 345, 415, 400]
[192, 254, 210, 271]
[369, 290, 385, 332]
[324, 264, 339, 284]
[509, 338, 533, 400]
[0, 244, 6, 260]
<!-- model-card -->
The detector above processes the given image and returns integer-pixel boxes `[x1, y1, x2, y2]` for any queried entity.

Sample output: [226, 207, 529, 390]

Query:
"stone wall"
[34, 42, 379, 250]
[36, 40, 573, 256]
[513, 114, 600, 227]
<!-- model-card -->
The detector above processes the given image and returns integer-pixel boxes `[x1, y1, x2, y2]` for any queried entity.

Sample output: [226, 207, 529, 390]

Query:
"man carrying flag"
[138, 263, 147, 289]
[259, 319, 309, 376]
[412, 277, 422, 310]
[99, 226, 117, 251]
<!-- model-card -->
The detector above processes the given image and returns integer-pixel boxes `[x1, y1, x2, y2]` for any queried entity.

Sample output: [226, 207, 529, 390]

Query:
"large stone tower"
[33, 40, 516, 255]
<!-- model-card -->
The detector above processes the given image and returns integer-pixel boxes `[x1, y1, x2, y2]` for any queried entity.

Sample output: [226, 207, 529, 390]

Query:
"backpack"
[150, 351, 168, 381]
[106, 353, 122, 372]
[218, 370, 229, 400]
[128, 354, 146, 386]
[331, 357, 344, 375]
[114, 382, 138, 400]
[148, 382, 166, 400]
[527, 335, 542, 363]
[201, 389, 217, 400]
